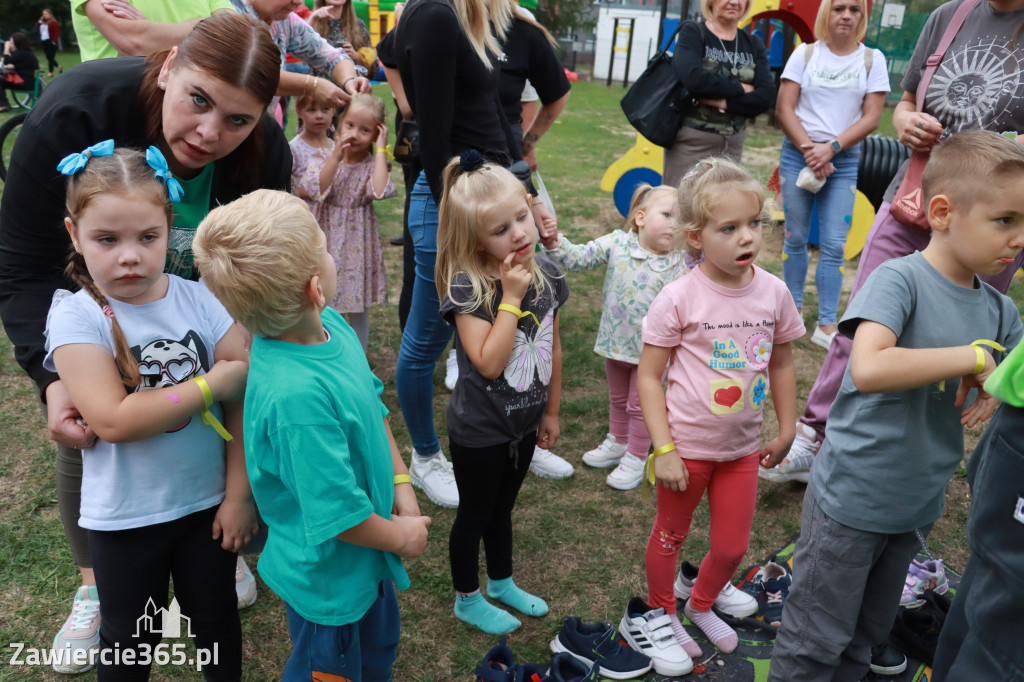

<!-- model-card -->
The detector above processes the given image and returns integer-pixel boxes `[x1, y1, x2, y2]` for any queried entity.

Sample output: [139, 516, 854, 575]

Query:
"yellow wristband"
[644, 443, 677, 486]
[497, 303, 543, 328]
[193, 375, 214, 409]
[394, 474, 411, 485]
[192, 375, 233, 441]
[375, 146, 394, 160]
[971, 346, 986, 375]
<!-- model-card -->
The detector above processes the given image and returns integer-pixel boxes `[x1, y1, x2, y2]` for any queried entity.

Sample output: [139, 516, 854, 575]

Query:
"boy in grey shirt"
[769, 130, 1024, 681]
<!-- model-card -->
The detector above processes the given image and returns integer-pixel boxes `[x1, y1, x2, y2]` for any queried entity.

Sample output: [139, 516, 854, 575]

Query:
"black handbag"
[393, 118, 419, 164]
[620, 24, 688, 148]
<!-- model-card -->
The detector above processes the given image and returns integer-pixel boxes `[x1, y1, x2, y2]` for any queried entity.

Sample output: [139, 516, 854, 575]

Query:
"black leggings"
[42, 40, 58, 72]
[448, 432, 536, 593]
[89, 506, 241, 681]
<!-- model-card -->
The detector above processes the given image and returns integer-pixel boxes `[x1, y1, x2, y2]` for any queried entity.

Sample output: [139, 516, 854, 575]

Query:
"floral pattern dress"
[290, 136, 396, 312]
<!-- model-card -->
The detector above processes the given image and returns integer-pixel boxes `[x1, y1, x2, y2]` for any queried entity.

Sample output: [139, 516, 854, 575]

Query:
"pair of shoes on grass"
[549, 616, 653, 679]
[476, 637, 598, 682]
[582, 434, 644, 490]
[456, 578, 548, 635]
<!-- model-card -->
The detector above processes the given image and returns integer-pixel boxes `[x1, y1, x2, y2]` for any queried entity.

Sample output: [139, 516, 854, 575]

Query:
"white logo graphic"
[134, 598, 195, 639]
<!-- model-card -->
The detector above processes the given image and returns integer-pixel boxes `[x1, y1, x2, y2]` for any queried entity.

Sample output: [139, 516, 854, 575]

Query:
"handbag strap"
[915, 0, 979, 111]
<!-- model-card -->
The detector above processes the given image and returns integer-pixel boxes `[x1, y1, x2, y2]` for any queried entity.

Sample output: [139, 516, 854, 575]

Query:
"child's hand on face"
[212, 497, 259, 552]
[375, 123, 388, 151]
[205, 359, 249, 403]
[391, 514, 431, 559]
[500, 251, 533, 302]
[759, 433, 795, 469]
[654, 448, 688, 492]
[957, 347, 998, 427]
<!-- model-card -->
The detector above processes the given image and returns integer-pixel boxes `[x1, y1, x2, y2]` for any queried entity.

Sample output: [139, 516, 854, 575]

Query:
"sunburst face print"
[926, 37, 1024, 132]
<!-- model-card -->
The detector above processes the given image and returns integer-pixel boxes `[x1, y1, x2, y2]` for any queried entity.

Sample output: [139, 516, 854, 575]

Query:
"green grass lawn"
[0, 75, 1020, 680]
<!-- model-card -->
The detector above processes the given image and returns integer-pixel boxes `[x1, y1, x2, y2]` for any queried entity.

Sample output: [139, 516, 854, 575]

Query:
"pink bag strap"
[915, 0, 980, 111]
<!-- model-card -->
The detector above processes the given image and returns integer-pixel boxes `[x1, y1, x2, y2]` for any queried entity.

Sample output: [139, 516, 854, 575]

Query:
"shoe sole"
[529, 464, 575, 480]
[409, 473, 459, 509]
[51, 645, 98, 674]
[757, 468, 811, 483]
[870, 659, 908, 676]
[605, 474, 642, 490]
[549, 636, 653, 680]
[617, 619, 694, 676]
[582, 456, 621, 468]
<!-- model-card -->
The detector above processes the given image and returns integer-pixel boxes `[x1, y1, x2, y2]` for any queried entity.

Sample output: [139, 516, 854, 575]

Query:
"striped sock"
[668, 612, 703, 658]
[684, 601, 737, 653]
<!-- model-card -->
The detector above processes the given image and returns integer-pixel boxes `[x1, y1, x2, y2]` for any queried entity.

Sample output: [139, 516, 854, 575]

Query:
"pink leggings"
[606, 358, 651, 458]
[646, 452, 760, 613]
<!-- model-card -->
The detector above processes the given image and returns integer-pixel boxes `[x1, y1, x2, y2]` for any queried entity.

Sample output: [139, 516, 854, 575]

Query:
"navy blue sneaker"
[550, 616, 652, 680]
[514, 662, 548, 682]
[548, 652, 599, 682]
[476, 638, 515, 682]
[755, 561, 791, 627]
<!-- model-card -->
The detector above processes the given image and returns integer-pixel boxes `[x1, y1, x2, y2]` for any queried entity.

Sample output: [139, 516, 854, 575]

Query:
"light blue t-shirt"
[244, 308, 409, 626]
[811, 252, 1023, 534]
[44, 276, 234, 530]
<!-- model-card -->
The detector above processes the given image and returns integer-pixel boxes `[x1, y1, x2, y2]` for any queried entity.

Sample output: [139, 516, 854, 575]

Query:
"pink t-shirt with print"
[643, 265, 804, 461]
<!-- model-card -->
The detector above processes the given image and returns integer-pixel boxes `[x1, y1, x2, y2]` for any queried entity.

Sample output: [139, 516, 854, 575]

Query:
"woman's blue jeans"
[779, 137, 861, 326]
[395, 172, 452, 455]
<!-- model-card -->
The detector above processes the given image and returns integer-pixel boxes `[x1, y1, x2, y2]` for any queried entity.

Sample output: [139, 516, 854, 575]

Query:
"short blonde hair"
[624, 184, 677, 233]
[813, 0, 869, 43]
[923, 130, 1024, 209]
[676, 157, 769, 258]
[435, 155, 551, 315]
[701, 0, 752, 23]
[193, 190, 326, 338]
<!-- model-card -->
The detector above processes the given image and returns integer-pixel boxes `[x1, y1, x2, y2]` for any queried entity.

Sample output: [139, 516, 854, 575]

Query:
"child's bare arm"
[338, 512, 431, 559]
[637, 343, 688, 491]
[760, 341, 797, 469]
[52, 344, 247, 444]
[850, 320, 989, 393]
[455, 252, 532, 379]
[386, 416, 421, 518]
[319, 140, 345, 194]
[211, 325, 258, 552]
[371, 123, 391, 198]
[537, 314, 561, 449]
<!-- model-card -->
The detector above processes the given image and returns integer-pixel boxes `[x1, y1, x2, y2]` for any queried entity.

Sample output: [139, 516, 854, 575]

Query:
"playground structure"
[346, 0, 538, 48]
[600, 0, 888, 258]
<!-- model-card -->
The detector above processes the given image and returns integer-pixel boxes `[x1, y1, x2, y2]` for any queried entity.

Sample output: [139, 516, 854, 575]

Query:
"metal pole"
[607, 18, 619, 87]
[623, 18, 635, 87]
[657, 0, 669, 49]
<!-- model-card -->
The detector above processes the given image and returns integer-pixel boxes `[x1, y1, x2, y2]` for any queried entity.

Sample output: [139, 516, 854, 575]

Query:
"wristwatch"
[829, 139, 842, 153]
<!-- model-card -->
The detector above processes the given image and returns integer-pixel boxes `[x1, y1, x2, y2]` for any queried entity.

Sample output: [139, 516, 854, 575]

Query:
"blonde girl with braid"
[44, 144, 252, 679]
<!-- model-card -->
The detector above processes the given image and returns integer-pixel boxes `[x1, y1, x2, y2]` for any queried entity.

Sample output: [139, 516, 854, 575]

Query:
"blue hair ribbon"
[57, 139, 115, 175]
[146, 146, 184, 203]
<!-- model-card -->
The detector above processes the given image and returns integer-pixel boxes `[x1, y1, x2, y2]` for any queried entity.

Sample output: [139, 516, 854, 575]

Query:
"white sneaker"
[51, 586, 101, 674]
[530, 446, 575, 479]
[811, 326, 837, 350]
[444, 348, 458, 391]
[619, 597, 693, 676]
[758, 422, 819, 483]
[582, 433, 628, 468]
[236, 556, 257, 610]
[605, 452, 644, 490]
[673, 561, 758, 618]
[409, 451, 459, 508]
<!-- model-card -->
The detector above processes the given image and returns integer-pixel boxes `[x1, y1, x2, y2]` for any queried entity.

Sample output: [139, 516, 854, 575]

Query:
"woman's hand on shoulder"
[654, 449, 688, 492]
[500, 251, 533, 303]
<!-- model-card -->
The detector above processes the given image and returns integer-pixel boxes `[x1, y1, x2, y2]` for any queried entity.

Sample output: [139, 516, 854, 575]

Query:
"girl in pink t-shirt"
[629, 159, 804, 668]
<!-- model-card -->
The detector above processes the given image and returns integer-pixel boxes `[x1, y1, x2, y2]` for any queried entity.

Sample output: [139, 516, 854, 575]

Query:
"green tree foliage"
[0, 0, 74, 43]
[537, 0, 598, 39]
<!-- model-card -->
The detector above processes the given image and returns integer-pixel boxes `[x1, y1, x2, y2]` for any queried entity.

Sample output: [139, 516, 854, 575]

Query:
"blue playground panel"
[614, 167, 664, 217]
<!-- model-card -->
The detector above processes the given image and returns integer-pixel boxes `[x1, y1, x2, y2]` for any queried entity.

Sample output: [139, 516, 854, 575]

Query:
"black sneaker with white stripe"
[618, 597, 693, 676]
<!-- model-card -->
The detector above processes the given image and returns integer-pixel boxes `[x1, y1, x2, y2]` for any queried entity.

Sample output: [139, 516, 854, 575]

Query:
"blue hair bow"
[146, 146, 184, 203]
[57, 139, 115, 175]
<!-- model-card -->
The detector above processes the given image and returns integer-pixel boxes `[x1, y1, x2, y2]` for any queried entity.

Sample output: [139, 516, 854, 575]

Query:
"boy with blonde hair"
[193, 189, 431, 681]
[769, 130, 1024, 681]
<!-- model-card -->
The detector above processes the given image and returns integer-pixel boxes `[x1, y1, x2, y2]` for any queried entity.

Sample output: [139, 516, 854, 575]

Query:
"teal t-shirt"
[244, 307, 409, 625]
[166, 164, 214, 280]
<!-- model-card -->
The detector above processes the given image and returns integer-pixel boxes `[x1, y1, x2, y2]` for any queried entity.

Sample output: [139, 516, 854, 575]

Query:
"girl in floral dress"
[291, 93, 396, 349]
[542, 184, 688, 490]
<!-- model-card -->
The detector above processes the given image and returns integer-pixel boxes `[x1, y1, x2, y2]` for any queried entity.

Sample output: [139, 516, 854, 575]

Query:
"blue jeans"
[779, 138, 861, 326]
[282, 581, 400, 682]
[395, 172, 453, 455]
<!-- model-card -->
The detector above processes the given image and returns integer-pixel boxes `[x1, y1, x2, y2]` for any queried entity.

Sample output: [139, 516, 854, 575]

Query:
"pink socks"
[668, 612, 703, 658]
[684, 600, 738, 653]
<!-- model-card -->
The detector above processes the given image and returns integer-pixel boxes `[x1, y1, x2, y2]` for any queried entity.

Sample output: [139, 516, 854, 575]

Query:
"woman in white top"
[775, 0, 889, 349]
